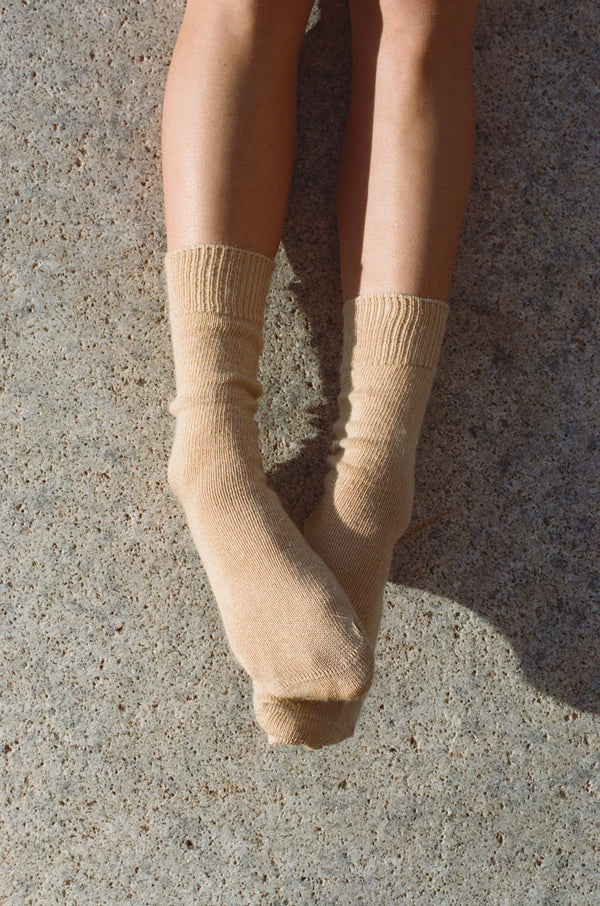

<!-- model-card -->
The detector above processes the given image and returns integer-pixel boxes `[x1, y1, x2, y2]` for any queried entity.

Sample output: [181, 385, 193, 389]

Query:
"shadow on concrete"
[268, 0, 600, 714]
[266, 0, 352, 528]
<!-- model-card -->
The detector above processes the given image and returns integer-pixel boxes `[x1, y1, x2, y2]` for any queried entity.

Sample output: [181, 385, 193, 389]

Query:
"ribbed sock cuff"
[343, 292, 449, 369]
[164, 244, 275, 322]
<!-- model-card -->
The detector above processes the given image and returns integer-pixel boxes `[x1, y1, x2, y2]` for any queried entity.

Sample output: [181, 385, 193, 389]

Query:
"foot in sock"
[165, 244, 374, 705]
[254, 292, 449, 746]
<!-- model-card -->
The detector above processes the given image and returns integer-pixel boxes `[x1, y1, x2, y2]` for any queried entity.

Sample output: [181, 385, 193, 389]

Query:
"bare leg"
[162, 0, 315, 257]
[338, 0, 478, 302]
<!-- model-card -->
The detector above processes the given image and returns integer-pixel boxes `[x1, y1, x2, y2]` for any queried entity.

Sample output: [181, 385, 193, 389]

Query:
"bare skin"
[338, 0, 479, 301]
[162, 0, 478, 302]
[162, 0, 315, 259]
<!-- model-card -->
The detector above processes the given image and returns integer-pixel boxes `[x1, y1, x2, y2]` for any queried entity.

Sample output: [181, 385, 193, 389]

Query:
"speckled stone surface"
[2, 0, 599, 903]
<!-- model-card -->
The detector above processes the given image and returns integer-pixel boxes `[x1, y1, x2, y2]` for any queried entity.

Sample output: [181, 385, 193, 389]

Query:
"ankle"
[168, 435, 263, 520]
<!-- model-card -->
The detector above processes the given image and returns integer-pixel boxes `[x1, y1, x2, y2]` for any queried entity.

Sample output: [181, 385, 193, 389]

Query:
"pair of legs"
[162, 0, 478, 745]
[162, 0, 478, 302]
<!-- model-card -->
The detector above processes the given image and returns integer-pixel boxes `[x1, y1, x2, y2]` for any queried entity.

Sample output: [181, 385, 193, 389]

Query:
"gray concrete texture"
[1, 0, 599, 902]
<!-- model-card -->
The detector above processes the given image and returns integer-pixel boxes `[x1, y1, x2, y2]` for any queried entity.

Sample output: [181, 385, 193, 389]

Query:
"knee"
[182, 0, 314, 43]
[352, 0, 478, 64]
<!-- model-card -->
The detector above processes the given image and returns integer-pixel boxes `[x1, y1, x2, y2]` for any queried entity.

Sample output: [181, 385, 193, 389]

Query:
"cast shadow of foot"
[263, 0, 351, 528]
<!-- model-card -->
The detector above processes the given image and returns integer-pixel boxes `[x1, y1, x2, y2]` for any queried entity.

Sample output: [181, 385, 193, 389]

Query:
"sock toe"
[253, 694, 354, 749]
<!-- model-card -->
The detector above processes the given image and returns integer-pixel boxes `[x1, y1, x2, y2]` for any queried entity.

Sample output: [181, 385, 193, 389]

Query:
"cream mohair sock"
[254, 292, 449, 746]
[165, 244, 374, 705]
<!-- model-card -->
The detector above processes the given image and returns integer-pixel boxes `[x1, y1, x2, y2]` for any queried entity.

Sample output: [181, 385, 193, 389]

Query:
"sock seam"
[268, 661, 372, 698]
[344, 291, 448, 305]
[339, 358, 436, 372]
[168, 309, 264, 326]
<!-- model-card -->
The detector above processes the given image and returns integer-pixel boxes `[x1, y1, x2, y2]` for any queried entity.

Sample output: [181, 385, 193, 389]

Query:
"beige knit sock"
[254, 292, 449, 746]
[165, 244, 374, 705]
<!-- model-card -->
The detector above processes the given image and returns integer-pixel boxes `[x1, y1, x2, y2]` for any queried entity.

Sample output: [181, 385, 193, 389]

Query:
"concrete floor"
[2, 0, 599, 903]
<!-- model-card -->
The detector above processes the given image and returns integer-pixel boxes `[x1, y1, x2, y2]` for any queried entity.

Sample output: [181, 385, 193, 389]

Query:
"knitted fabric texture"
[165, 244, 374, 707]
[254, 292, 449, 746]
